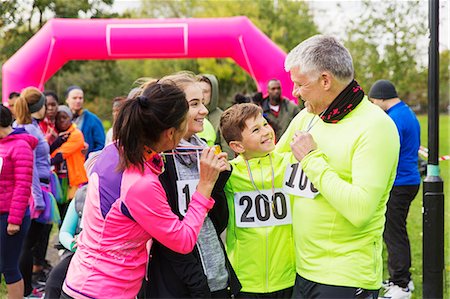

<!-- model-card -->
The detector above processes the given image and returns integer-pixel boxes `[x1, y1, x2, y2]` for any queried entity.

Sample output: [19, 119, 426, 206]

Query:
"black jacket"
[260, 97, 300, 141]
[139, 154, 241, 298]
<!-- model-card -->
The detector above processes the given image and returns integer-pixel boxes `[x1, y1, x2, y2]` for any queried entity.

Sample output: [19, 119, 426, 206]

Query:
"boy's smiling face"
[235, 113, 275, 160]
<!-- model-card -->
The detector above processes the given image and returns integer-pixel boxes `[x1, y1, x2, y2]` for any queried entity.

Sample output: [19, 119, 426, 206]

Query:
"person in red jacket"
[0, 105, 38, 299]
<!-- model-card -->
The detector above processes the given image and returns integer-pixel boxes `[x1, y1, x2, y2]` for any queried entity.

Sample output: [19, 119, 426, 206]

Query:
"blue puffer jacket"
[79, 109, 105, 157]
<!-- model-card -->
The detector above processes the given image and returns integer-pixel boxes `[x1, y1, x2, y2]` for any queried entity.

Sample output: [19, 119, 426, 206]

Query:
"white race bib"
[234, 189, 292, 228]
[176, 179, 199, 216]
[283, 163, 319, 198]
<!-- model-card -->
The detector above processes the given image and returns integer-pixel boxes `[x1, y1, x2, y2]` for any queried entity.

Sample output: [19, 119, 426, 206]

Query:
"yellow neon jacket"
[275, 98, 400, 290]
[225, 152, 296, 293]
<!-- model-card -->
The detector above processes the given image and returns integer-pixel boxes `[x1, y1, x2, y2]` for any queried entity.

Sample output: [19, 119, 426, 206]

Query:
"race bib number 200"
[283, 163, 319, 198]
[234, 189, 292, 228]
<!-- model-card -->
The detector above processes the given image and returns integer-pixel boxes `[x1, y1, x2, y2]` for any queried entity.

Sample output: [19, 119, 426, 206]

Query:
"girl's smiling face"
[183, 83, 208, 139]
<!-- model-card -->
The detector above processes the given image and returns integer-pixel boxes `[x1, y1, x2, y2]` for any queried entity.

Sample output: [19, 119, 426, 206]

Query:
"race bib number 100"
[283, 163, 319, 198]
[234, 189, 292, 228]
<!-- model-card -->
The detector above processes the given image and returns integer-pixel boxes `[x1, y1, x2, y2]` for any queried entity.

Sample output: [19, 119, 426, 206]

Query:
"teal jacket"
[225, 152, 296, 293]
[276, 97, 399, 290]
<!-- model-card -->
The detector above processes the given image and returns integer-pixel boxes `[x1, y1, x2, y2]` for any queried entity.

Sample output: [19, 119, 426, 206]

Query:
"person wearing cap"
[369, 80, 420, 299]
[50, 105, 88, 219]
[65, 85, 105, 157]
[276, 35, 400, 298]
[13, 87, 52, 297]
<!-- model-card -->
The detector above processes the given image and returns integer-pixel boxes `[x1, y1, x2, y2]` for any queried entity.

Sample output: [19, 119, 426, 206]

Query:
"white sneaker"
[379, 284, 412, 299]
[381, 280, 414, 292]
[381, 280, 394, 290]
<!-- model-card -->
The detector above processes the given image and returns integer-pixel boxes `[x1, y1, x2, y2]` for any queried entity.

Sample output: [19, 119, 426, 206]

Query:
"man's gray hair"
[284, 35, 354, 83]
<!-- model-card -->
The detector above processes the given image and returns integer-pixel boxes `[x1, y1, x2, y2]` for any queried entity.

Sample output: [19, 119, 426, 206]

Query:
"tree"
[0, 0, 118, 96]
[2, 0, 320, 115]
[125, 0, 319, 108]
[344, 0, 428, 108]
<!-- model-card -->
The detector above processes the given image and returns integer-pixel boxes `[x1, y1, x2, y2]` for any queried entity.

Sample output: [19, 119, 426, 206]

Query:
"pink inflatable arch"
[2, 16, 295, 104]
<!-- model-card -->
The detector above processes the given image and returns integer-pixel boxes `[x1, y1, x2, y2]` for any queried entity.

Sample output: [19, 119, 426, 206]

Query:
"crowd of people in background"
[0, 34, 421, 299]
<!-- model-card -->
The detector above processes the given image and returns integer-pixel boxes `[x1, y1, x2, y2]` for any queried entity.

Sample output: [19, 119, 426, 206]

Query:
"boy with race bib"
[220, 103, 296, 298]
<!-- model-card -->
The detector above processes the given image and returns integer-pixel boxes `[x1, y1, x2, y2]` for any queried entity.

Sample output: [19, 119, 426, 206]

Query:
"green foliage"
[0, 0, 117, 101]
[121, 0, 319, 109]
[439, 50, 450, 111]
[344, 1, 429, 109]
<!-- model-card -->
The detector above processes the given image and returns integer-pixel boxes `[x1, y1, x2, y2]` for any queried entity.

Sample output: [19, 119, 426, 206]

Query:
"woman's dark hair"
[0, 105, 13, 128]
[8, 92, 20, 99]
[44, 90, 59, 104]
[114, 82, 188, 172]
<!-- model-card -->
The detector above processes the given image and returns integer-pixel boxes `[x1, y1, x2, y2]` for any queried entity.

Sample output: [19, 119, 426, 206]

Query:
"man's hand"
[290, 131, 317, 162]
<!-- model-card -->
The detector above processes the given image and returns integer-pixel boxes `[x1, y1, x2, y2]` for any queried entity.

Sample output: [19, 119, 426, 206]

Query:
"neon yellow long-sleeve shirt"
[275, 97, 399, 290]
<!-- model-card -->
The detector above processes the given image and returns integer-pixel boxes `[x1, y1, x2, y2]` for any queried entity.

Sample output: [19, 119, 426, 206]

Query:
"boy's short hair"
[220, 103, 262, 144]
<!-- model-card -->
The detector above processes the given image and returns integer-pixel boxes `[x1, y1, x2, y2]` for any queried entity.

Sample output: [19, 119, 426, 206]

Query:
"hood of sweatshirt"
[0, 127, 38, 150]
[202, 74, 219, 112]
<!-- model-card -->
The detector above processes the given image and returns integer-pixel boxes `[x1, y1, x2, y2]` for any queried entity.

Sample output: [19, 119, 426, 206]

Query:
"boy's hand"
[197, 147, 223, 199]
[290, 131, 317, 162]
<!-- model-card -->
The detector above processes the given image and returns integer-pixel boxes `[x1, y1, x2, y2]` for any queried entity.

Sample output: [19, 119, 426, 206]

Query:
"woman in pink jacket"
[62, 81, 228, 299]
[0, 105, 37, 299]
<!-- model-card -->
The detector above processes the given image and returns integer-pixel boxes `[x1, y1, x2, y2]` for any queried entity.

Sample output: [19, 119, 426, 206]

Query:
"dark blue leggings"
[0, 212, 31, 284]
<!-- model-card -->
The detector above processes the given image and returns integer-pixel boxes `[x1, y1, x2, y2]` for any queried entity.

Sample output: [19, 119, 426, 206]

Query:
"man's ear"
[320, 71, 333, 91]
[229, 141, 245, 155]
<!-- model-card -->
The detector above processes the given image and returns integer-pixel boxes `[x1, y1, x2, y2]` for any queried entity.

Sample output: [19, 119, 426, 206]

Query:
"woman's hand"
[70, 235, 79, 252]
[197, 147, 226, 199]
[216, 152, 231, 171]
[7, 223, 20, 235]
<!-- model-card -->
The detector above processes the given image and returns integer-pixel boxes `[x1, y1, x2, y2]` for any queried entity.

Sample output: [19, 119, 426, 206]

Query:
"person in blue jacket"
[65, 85, 105, 157]
[369, 80, 420, 299]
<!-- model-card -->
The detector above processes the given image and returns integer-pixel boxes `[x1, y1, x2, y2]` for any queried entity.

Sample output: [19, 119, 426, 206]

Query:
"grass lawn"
[401, 113, 450, 298]
[1, 115, 448, 298]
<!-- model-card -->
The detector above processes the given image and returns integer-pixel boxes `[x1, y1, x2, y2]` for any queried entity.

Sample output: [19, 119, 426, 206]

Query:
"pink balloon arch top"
[2, 16, 295, 103]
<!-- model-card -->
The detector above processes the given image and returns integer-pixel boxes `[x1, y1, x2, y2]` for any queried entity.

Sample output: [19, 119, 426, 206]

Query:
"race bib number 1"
[234, 189, 292, 228]
[176, 179, 199, 216]
[283, 163, 319, 198]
